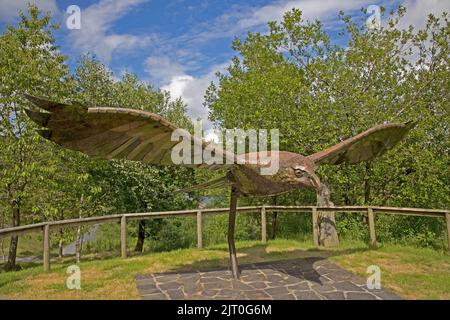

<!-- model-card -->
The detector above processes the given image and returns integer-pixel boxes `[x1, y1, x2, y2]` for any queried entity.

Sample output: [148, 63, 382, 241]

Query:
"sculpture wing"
[308, 122, 416, 165]
[24, 95, 234, 169]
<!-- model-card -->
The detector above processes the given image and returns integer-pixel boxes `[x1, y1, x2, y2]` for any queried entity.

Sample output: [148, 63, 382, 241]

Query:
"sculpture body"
[24, 95, 415, 279]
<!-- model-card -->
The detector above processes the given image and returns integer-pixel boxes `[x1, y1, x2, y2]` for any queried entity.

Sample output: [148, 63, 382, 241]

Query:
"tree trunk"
[364, 163, 372, 225]
[75, 226, 83, 264]
[4, 206, 20, 271]
[58, 239, 63, 259]
[58, 213, 64, 259]
[317, 183, 339, 247]
[134, 220, 146, 252]
[1, 239, 6, 263]
[0, 218, 3, 261]
[75, 194, 84, 264]
[364, 162, 371, 205]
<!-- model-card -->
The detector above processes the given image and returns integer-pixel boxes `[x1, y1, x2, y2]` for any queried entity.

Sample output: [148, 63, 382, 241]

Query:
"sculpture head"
[291, 163, 321, 190]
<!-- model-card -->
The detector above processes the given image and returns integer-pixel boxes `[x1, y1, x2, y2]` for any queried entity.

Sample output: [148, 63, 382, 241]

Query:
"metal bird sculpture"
[24, 95, 415, 279]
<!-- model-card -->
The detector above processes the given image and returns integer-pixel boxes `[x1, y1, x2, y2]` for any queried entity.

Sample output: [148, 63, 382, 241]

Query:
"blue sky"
[0, 0, 448, 128]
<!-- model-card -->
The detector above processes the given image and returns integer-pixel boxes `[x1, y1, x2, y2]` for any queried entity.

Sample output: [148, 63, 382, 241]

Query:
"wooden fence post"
[120, 215, 127, 258]
[312, 207, 319, 246]
[261, 206, 267, 243]
[197, 211, 203, 249]
[43, 224, 50, 271]
[368, 207, 377, 248]
[446, 212, 450, 254]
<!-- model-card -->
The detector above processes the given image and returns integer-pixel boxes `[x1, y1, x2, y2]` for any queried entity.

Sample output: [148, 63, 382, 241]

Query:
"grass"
[0, 239, 449, 299]
[1, 234, 44, 257]
[330, 243, 450, 299]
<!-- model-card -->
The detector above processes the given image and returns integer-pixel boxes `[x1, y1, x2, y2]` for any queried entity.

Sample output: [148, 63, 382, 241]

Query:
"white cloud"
[185, 0, 374, 45]
[68, 0, 449, 131]
[204, 129, 220, 143]
[160, 62, 228, 130]
[183, 0, 448, 48]
[236, 0, 372, 30]
[398, 0, 450, 30]
[161, 75, 194, 101]
[152, 1, 381, 130]
[68, 0, 154, 62]
[153, 1, 377, 130]
[145, 56, 186, 85]
[233, 0, 448, 32]
[0, 0, 59, 22]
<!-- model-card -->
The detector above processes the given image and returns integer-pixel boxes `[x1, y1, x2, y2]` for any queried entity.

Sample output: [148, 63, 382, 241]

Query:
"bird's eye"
[293, 167, 306, 177]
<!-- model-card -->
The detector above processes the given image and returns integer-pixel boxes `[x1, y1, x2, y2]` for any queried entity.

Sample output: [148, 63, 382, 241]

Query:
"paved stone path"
[136, 257, 400, 300]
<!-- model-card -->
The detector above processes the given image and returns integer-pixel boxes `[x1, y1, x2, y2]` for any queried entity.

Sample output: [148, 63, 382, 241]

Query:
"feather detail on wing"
[308, 122, 416, 165]
[24, 94, 235, 169]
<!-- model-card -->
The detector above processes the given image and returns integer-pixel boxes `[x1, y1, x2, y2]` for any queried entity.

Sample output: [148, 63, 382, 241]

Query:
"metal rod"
[228, 186, 240, 279]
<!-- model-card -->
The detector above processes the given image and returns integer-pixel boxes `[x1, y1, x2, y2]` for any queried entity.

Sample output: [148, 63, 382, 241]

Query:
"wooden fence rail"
[0, 206, 449, 271]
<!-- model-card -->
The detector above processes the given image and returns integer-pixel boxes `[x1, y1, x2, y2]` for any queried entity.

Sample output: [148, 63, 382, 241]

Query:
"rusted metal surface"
[23, 95, 420, 276]
[308, 122, 416, 165]
[24, 95, 415, 198]
[24, 95, 235, 169]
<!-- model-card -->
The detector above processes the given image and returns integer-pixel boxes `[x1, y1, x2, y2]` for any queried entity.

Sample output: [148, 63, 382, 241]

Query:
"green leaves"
[0, 6, 198, 252]
[205, 6, 449, 242]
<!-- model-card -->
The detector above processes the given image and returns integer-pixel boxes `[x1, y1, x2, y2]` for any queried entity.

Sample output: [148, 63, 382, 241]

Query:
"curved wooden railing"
[0, 205, 449, 271]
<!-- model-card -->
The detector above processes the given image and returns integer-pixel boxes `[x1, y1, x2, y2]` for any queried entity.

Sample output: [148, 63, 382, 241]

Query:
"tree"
[0, 5, 74, 270]
[205, 7, 449, 245]
[73, 55, 197, 252]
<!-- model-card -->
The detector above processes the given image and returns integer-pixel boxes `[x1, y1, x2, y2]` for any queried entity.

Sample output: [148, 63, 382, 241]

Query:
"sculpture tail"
[174, 176, 230, 193]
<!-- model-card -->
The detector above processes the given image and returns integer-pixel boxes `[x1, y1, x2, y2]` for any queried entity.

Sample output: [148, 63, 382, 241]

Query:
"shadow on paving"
[1, 241, 400, 300]
[0, 241, 369, 275]
[158, 243, 371, 276]
[135, 246, 401, 300]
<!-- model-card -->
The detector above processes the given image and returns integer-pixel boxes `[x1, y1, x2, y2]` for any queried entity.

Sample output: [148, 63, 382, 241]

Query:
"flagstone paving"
[135, 257, 400, 300]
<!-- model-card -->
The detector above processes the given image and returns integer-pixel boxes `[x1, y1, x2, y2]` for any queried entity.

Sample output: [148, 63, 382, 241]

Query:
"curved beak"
[308, 173, 321, 190]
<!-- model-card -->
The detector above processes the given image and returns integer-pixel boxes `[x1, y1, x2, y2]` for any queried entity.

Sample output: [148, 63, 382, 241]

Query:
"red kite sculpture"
[24, 95, 415, 279]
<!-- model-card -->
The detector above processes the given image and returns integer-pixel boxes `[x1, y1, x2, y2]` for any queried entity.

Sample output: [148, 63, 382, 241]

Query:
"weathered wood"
[264, 206, 314, 213]
[368, 207, 377, 248]
[120, 215, 127, 258]
[0, 206, 447, 250]
[0, 223, 46, 240]
[266, 206, 367, 212]
[43, 224, 50, 272]
[317, 184, 339, 247]
[205, 207, 260, 215]
[261, 206, 267, 243]
[126, 210, 197, 221]
[372, 207, 445, 217]
[446, 212, 450, 254]
[197, 211, 203, 249]
[124, 206, 261, 220]
[49, 215, 122, 229]
[312, 207, 319, 246]
[264, 205, 447, 216]
[0, 207, 260, 240]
